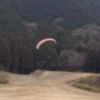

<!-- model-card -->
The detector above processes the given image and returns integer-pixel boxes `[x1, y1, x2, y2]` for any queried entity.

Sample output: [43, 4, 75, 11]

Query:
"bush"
[0, 72, 9, 84]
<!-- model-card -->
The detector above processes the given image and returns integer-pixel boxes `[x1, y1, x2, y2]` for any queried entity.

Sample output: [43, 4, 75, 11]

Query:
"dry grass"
[73, 75, 100, 93]
[0, 71, 100, 100]
[0, 71, 9, 84]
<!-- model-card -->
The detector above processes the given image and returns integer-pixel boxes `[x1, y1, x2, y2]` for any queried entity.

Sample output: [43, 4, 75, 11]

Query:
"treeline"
[0, 22, 60, 74]
[0, 22, 70, 74]
[0, 32, 34, 74]
[0, 23, 100, 74]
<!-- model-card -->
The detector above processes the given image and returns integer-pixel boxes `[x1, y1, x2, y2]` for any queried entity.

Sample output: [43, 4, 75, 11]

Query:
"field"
[0, 70, 100, 100]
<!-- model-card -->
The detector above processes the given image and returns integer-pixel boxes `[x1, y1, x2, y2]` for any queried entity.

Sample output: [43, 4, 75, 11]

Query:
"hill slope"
[1, 0, 100, 32]
[0, 0, 25, 33]
[11, 0, 100, 28]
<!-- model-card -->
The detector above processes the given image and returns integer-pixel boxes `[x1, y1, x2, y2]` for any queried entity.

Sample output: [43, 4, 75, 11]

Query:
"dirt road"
[0, 71, 100, 100]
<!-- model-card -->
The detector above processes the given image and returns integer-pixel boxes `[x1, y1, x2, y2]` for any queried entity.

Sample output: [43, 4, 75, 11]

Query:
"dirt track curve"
[0, 71, 100, 100]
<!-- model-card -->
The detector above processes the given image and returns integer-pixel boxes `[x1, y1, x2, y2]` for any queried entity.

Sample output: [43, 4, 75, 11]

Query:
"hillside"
[1, 0, 100, 32]
[0, 0, 25, 33]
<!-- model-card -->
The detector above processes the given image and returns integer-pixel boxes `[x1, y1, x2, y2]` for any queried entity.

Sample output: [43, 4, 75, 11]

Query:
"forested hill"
[1, 0, 100, 32]
[0, 0, 26, 33]
[0, 0, 100, 73]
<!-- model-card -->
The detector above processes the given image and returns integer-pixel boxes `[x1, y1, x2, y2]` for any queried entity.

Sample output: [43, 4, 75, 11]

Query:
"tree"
[83, 48, 100, 73]
[10, 37, 20, 73]
[0, 38, 11, 71]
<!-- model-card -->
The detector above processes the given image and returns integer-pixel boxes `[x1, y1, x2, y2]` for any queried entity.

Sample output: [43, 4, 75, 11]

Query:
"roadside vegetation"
[73, 75, 100, 93]
[0, 72, 9, 84]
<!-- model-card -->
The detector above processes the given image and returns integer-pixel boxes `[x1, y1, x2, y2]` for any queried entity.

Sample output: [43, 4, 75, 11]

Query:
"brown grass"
[0, 71, 100, 100]
[73, 75, 100, 93]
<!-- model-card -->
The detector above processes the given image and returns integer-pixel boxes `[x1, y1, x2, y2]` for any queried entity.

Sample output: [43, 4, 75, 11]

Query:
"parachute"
[36, 38, 57, 50]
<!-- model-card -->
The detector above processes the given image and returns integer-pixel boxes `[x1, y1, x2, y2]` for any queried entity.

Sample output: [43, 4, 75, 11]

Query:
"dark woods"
[83, 48, 100, 73]
[0, 24, 100, 74]
[0, 24, 59, 74]
[0, 32, 34, 74]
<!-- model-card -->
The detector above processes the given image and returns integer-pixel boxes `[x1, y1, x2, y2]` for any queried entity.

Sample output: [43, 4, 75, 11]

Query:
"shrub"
[0, 72, 9, 84]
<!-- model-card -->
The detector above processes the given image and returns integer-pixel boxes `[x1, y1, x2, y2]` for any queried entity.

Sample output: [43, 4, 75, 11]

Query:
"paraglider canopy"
[36, 38, 57, 50]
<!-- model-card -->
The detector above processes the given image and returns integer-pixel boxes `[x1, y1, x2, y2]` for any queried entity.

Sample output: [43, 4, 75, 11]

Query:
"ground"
[0, 70, 100, 100]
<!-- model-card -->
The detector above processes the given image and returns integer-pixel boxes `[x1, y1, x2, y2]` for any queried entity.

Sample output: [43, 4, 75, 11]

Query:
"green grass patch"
[72, 75, 100, 93]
